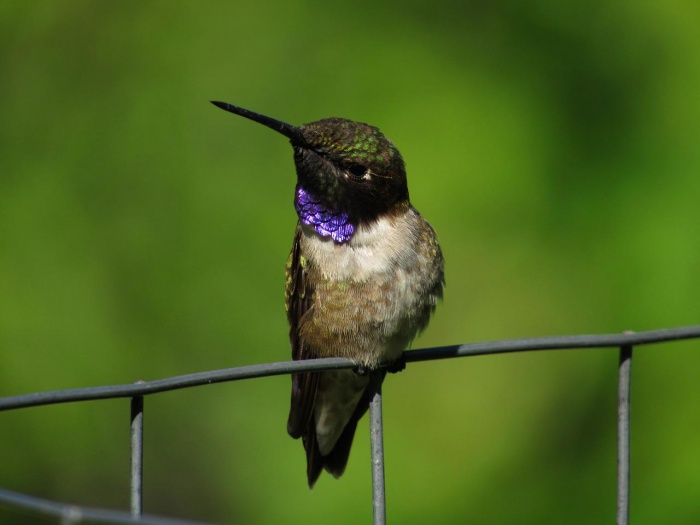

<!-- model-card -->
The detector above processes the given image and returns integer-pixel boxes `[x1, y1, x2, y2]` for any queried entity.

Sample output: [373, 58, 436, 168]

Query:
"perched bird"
[211, 101, 444, 487]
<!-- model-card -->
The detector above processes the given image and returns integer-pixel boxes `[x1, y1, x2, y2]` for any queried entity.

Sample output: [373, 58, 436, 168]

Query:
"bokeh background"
[1, 2, 699, 524]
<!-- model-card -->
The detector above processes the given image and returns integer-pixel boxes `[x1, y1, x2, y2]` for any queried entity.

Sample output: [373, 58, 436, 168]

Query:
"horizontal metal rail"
[1, 326, 697, 412]
[0, 487, 211, 525]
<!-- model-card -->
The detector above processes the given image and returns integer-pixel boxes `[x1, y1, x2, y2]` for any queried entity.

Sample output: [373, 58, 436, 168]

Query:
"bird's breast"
[297, 207, 442, 366]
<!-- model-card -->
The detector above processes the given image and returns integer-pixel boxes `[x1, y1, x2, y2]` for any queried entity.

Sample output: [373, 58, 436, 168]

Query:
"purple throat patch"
[294, 186, 355, 243]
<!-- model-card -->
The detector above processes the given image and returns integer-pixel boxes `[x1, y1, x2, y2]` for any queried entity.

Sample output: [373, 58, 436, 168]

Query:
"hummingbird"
[211, 101, 444, 488]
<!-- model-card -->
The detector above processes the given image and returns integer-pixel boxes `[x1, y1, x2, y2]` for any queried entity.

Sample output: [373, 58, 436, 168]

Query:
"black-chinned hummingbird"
[212, 101, 444, 487]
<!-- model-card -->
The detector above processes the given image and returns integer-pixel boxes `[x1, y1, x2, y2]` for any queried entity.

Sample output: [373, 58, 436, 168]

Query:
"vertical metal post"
[370, 383, 386, 525]
[617, 345, 632, 525]
[130, 391, 144, 518]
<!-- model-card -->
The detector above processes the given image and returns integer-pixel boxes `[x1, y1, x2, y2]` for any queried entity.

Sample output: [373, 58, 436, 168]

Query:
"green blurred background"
[1, 1, 699, 524]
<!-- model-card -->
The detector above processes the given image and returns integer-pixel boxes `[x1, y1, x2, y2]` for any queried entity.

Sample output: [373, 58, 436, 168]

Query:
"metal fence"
[1, 326, 699, 525]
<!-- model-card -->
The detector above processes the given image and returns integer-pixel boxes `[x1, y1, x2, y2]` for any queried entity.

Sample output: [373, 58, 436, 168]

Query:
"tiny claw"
[387, 353, 407, 374]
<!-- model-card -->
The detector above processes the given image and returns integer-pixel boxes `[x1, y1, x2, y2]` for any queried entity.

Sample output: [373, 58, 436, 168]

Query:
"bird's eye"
[347, 163, 368, 179]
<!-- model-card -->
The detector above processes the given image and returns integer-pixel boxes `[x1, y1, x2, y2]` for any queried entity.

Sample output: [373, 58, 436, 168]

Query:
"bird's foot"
[354, 364, 368, 376]
[387, 353, 406, 374]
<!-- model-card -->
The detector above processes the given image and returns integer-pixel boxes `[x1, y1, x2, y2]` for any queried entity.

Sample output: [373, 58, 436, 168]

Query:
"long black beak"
[210, 101, 308, 146]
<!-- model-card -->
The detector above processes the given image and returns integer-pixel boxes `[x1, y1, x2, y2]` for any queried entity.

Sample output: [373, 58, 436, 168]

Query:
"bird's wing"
[285, 226, 319, 439]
